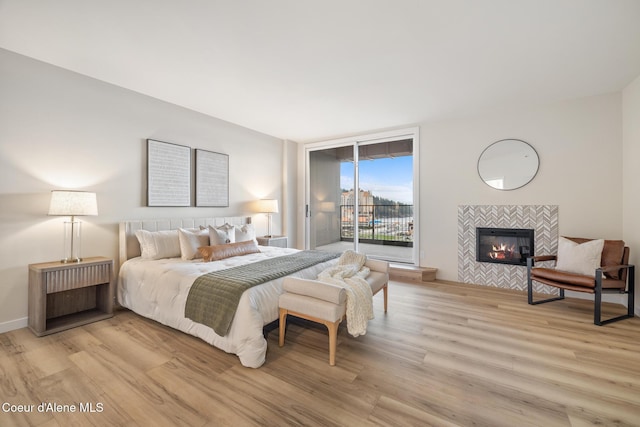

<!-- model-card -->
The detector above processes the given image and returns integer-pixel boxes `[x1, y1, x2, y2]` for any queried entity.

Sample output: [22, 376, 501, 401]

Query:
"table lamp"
[48, 190, 98, 263]
[257, 199, 278, 238]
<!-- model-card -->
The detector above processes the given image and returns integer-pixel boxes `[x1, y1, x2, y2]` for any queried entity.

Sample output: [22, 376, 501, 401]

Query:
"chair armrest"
[527, 255, 557, 271]
[282, 277, 346, 305]
[529, 255, 557, 262]
[597, 264, 634, 273]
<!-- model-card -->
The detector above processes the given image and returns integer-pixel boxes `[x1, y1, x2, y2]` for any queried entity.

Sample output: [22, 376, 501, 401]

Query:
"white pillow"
[135, 229, 181, 260]
[208, 224, 236, 245]
[555, 237, 604, 277]
[178, 228, 209, 260]
[235, 223, 257, 243]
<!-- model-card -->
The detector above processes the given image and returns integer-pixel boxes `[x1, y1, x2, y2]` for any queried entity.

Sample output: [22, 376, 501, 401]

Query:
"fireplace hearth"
[476, 227, 535, 266]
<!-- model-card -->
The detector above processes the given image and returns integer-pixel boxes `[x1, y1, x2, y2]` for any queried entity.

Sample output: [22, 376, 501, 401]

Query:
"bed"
[117, 217, 339, 368]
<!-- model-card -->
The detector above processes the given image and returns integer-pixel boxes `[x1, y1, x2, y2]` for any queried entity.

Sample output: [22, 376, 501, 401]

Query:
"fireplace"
[476, 227, 534, 266]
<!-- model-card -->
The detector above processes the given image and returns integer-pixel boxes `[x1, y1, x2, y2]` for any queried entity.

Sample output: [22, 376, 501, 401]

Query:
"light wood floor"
[2, 280, 640, 427]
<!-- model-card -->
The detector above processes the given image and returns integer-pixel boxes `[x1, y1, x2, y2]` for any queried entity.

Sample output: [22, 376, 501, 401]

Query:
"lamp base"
[62, 220, 83, 264]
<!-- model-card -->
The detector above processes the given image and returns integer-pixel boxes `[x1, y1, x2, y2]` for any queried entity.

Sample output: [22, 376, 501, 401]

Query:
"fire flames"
[488, 242, 516, 260]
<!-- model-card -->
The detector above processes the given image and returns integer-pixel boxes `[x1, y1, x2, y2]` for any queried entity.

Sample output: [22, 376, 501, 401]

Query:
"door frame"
[303, 127, 420, 265]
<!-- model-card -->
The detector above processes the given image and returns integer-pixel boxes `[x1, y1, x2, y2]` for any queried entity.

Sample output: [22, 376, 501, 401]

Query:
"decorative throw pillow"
[555, 237, 604, 277]
[208, 224, 236, 245]
[601, 240, 625, 279]
[135, 229, 182, 260]
[235, 223, 257, 243]
[178, 228, 210, 260]
[198, 240, 261, 262]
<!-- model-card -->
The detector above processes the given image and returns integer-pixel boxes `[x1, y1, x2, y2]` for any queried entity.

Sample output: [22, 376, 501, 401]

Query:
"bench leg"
[383, 284, 388, 313]
[279, 308, 287, 347]
[325, 320, 340, 366]
[279, 308, 343, 366]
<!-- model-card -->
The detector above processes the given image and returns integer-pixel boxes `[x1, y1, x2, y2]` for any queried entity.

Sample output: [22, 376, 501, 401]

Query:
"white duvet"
[117, 246, 338, 368]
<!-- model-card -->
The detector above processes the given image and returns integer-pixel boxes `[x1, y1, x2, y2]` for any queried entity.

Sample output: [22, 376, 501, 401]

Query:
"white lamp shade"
[48, 190, 98, 216]
[257, 199, 279, 214]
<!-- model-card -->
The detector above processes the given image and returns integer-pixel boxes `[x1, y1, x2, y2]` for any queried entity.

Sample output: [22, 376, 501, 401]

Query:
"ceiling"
[1, 0, 640, 143]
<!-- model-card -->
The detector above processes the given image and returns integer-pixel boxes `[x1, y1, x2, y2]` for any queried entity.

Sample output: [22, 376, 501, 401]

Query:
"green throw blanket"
[185, 250, 340, 336]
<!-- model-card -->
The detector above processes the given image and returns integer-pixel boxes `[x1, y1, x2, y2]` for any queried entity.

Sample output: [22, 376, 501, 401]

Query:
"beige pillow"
[199, 240, 260, 262]
[556, 237, 604, 277]
[208, 224, 236, 245]
[135, 229, 181, 260]
[178, 228, 209, 260]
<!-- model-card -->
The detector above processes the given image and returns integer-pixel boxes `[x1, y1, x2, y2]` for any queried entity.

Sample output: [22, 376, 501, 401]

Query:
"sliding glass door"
[306, 129, 418, 264]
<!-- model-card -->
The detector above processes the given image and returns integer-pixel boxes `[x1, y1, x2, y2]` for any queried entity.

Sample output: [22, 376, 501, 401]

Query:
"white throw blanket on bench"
[317, 250, 374, 337]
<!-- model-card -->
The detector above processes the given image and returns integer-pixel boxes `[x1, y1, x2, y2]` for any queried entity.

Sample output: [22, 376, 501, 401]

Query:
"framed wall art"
[195, 149, 229, 207]
[147, 139, 191, 207]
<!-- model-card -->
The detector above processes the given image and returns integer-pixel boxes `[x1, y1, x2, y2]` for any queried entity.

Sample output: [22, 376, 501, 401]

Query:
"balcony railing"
[340, 204, 413, 247]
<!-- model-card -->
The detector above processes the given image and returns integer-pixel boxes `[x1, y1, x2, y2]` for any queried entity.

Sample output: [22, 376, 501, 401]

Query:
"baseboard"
[0, 317, 28, 334]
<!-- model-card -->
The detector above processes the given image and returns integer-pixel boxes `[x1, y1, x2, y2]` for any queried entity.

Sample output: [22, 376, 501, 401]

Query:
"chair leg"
[628, 266, 635, 317]
[595, 271, 603, 326]
[279, 308, 287, 347]
[595, 265, 636, 326]
[529, 286, 565, 305]
[527, 257, 534, 305]
[527, 257, 566, 305]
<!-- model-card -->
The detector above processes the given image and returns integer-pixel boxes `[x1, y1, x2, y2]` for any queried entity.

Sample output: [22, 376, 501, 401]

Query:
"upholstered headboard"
[119, 217, 252, 267]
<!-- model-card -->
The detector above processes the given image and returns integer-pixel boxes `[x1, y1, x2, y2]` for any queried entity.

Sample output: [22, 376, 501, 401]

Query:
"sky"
[341, 155, 413, 204]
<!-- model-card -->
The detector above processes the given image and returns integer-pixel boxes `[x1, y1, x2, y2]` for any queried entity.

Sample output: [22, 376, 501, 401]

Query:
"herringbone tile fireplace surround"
[458, 205, 559, 293]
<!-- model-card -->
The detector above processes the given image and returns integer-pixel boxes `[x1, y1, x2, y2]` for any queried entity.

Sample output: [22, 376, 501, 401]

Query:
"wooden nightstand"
[256, 236, 288, 248]
[28, 256, 114, 336]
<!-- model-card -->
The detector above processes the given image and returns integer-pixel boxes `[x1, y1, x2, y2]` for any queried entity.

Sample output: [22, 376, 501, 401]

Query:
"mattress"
[117, 246, 338, 368]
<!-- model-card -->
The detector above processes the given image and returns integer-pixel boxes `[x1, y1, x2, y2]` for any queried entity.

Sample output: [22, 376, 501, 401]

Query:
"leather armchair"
[527, 237, 635, 325]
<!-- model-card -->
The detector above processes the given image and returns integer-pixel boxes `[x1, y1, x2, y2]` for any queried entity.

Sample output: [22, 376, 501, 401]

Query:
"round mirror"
[478, 139, 539, 190]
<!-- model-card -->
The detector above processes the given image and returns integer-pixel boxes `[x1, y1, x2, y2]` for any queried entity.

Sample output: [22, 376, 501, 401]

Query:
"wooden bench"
[278, 259, 389, 365]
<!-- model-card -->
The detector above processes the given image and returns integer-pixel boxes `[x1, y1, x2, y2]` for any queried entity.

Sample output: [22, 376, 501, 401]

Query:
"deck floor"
[315, 240, 414, 263]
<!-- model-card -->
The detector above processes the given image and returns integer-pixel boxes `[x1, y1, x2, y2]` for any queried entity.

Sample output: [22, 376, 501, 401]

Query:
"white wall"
[282, 140, 298, 245]
[419, 93, 623, 281]
[0, 49, 285, 331]
[623, 74, 640, 315]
